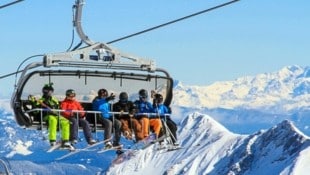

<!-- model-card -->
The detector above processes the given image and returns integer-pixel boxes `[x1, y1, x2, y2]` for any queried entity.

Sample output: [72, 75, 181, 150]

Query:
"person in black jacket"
[113, 92, 144, 141]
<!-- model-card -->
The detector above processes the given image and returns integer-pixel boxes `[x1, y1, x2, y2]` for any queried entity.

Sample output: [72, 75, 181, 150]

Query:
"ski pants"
[139, 116, 162, 138]
[100, 117, 122, 145]
[161, 118, 178, 144]
[150, 118, 162, 138]
[69, 117, 93, 143]
[120, 117, 144, 141]
[45, 114, 70, 142]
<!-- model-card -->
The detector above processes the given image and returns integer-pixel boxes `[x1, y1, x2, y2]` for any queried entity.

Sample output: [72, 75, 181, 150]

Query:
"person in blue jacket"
[92, 89, 122, 150]
[152, 93, 178, 146]
[134, 89, 162, 139]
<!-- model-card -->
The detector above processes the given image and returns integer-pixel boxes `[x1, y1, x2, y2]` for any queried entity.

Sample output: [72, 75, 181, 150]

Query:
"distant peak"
[283, 65, 303, 73]
[258, 119, 308, 148]
[272, 119, 306, 137]
[173, 79, 181, 88]
[179, 112, 232, 136]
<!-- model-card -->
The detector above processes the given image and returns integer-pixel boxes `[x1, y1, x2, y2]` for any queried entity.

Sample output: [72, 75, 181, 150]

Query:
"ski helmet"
[119, 92, 128, 102]
[98, 88, 108, 97]
[42, 83, 54, 94]
[139, 89, 148, 98]
[66, 89, 76, 97]
[154, 93, 163, 104]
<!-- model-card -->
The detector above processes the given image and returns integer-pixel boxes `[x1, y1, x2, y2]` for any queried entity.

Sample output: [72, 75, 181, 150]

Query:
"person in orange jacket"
[61, 89, 96, 145]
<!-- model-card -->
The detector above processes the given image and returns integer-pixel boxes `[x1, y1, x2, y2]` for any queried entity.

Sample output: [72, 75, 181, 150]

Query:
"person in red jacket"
[61, 89, 96, 145]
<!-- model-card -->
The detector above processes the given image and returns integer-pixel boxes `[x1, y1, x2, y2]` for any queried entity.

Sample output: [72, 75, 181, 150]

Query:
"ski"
[130, 133, 157, 150]
[110, 134, 156, 165]
[159, 143, 201, 153]
[112, 149, 138, 165]
[141, 134, 168, 149]
[111, 134, 167, 165]
[55, 139, 108, 161]
[165, 146, 183, 152]
[47, 143, 62, 153]
[59, 145, 76, 152]
[47, 143, 75, 153]
[97, 145, 123, 153]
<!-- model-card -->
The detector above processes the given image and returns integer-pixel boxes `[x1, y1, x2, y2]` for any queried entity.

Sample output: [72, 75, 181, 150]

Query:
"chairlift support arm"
[74, 0, 95, 46]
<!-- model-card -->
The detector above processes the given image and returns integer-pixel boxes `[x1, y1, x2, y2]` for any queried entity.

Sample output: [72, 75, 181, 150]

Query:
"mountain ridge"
[107, 113, 310, 175]
[173, 65, 310, 112]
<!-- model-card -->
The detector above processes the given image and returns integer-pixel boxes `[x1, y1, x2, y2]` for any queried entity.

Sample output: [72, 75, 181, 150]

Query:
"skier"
[60, 89, 96, 145]
[113, 92, 144, 141]
[152, 93, 178, 146]
[134, 89, 162, 139]
[92, 88, 122, 149]
[30, 83, 71, 149]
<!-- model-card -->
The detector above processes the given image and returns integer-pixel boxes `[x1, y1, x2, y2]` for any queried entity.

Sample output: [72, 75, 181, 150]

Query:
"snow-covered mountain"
[172, 65, 310, 135]
[107, 113, 310, 175]
[1, 108, 309, 174]
[1, 65, 310, 174]
[173, 65, 310, 112]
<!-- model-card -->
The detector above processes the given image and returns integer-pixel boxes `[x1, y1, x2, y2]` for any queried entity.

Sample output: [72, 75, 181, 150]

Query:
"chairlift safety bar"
[25, 108, 171, 118]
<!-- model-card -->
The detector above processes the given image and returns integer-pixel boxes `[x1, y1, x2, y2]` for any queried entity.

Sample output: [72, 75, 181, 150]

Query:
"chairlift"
[10, 0, 173, 132]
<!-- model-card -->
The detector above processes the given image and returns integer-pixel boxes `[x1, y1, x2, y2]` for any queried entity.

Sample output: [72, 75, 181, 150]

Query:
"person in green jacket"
[31, 83, 71, 148]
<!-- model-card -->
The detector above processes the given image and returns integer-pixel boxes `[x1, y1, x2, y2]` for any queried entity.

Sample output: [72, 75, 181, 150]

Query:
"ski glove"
[106, 93, 116, 101]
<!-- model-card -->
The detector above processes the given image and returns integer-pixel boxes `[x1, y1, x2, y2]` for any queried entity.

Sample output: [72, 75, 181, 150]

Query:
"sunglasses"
[43, 89, 52, 93]
[139, 96, 147, 99]
[67, 94, 76, 98]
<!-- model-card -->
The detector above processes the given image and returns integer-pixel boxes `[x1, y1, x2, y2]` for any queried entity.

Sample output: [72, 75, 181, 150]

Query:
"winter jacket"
[92, 96, 111, 119]
[134, 100, 153, 113]
[36, 95, 60, 116]
[60, 98, 85, 119]
[36, 95, 70, 141]
[113, 101, 136, 119]
[153, 103, 169, 115]
[39, 96, 59, 109]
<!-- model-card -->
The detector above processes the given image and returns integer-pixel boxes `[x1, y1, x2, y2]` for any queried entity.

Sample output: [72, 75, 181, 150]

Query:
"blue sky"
[0, 0, 309, 97]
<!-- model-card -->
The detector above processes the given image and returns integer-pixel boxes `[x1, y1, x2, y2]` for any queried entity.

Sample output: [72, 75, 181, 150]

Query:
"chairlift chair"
[10, 0, 173, 132]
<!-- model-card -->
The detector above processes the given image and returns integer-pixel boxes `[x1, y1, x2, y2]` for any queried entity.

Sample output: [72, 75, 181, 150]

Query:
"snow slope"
[107, 113, 310, 175]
